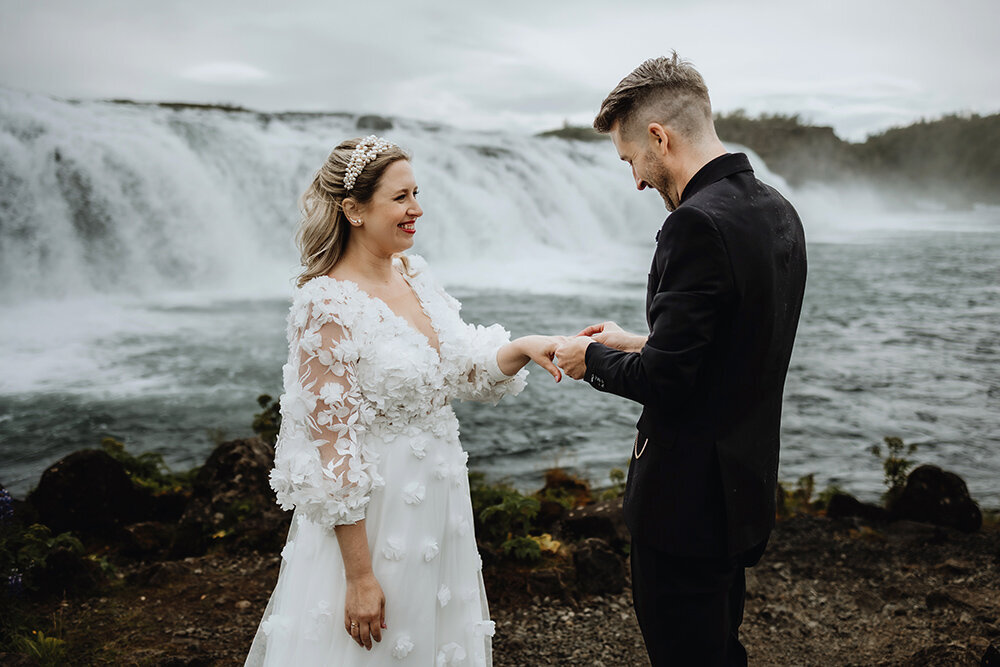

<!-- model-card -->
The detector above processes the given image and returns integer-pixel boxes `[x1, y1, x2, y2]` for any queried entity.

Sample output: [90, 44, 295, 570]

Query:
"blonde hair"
[295, 138, 411, 287]
[593, 51, 712, 142]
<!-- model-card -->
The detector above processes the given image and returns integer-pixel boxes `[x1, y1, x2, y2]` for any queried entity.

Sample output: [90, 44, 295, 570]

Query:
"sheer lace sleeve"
[431, 278, 528, 404]
[270, 289, 382, 529]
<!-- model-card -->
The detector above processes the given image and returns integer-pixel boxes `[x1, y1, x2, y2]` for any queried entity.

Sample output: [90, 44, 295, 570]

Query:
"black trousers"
[630, 538, 768, 667]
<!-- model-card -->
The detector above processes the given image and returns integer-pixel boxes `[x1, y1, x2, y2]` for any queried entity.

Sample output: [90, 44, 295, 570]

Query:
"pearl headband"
[343, 135, 395, 191]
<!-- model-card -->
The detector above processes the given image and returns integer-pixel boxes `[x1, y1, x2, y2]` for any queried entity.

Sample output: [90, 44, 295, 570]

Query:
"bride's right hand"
[344, 572, 386, 650]
[515, 334, 567, 382]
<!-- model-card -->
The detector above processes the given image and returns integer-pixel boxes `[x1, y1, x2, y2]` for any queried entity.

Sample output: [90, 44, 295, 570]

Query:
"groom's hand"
[577, 321, 647, 354]
[554, 336, 592, 380]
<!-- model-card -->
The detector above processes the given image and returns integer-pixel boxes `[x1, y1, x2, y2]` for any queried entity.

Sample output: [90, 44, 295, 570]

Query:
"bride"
[246, 136, 563, 666]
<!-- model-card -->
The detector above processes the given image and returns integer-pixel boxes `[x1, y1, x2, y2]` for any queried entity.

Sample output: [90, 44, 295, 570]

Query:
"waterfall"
[6, 87, 995, 304]
[1, 88, 683, 301]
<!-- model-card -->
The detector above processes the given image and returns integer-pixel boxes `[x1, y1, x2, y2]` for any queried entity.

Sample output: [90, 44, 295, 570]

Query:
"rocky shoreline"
[2, 436, 998, 665]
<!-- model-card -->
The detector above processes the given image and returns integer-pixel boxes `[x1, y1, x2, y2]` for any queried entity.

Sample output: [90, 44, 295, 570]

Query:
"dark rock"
[925, 588, 973, 610]
[902, 642, 979, 666]
[27, 449, 149, 537]
[826, 493, 890, 522]
[35, 545, 103, 595]
[573, 538, 625, 596]
[157, 644, 215, 667]
[534, 498, 566, 530]
[121, 521, 175, 558]
[540, 469, 591, 508]
[558, 498, 629, 549]
[983, 641, 1000, 666]
[356, 114, 393, 131]
[148, 488, 191, 522]
[884, 519, 949, 546]
[854, 590, 885, 614]
[525, 568, 569, 599]
[890, 464, 982, 532]
[171, 438, 288, 557]
[127, 560, 191, 587]
[934, 558, 973, 574]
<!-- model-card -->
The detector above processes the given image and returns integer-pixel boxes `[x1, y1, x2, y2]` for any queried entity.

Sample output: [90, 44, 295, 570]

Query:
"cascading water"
[2, 87, 997, 509]
[0, 87, 683, 301]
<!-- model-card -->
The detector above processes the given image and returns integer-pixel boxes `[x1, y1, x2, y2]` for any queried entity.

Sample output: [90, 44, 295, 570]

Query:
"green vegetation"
[858, 113, 1000, 203]
[469, 467, 623, 563]
[776, 473, 845, 518]
[539, 111, 1000, 205]
[0, 488, 95, 658]
[101, 437, 196, 493]
[471, 474, 539, 535]
[715, 110, 1000, 203]
[469, 472, 548, 562]
[5, 524, 85, 586]
[599, 468, 627, 502]
[536, 123, 606, 142]
[869, 436, 919, 506]
[533, 468, 591, 510]
[714, 110, 857, 186]
[12, 629, 67, 666]
[104, 98, 250, 113]
[0, 513, 93, 598]
[252, 394, 281, 447]
[499, 535, 543, 562]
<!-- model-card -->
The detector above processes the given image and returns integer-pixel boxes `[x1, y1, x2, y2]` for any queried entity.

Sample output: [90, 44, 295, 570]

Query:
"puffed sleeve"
[269, 290, 382, 529]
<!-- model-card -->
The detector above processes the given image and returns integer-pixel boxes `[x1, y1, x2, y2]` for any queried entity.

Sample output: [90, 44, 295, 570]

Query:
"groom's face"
[611, 123, 678, 212]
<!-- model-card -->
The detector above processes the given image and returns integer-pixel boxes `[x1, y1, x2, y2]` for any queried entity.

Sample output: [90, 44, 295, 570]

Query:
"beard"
[643, 150, 680, 212]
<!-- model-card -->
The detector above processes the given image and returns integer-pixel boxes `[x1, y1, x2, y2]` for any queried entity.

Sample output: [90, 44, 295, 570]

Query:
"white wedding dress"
[246, 255, 526, 666]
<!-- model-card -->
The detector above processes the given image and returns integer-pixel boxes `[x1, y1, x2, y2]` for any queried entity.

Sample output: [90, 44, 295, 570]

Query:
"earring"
[350, 218, 363, 226]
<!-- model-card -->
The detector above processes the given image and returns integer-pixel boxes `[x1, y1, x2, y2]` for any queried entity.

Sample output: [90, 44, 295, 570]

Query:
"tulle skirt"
[246, 429, 494, 666]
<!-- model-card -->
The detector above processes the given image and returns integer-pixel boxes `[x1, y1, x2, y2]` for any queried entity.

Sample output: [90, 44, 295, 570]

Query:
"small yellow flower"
[530, 533, 562, 554]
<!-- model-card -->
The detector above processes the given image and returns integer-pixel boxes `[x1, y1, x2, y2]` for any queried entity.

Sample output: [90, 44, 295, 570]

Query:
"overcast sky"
[1, 0, 997, 141]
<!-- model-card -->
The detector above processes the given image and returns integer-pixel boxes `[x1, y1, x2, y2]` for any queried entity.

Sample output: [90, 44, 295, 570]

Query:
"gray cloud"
[1, 0, 997, 138]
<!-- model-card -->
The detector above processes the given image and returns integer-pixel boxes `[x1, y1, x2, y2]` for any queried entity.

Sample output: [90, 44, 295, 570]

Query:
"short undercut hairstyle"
[594, 52, 713, 142]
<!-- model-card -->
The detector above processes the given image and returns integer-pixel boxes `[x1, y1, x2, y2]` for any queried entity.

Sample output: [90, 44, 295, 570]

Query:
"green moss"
[100, 437, 195, 493]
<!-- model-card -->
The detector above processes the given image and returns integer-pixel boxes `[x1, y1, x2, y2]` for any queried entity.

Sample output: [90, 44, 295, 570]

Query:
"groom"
[555, 53, 807, 665]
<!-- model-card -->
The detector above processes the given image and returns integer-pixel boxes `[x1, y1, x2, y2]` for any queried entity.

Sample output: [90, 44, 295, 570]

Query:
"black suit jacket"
[584, 153, 807, 558]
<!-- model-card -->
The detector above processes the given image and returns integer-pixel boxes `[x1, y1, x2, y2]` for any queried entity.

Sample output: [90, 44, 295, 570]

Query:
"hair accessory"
[344, 135, 395, 191]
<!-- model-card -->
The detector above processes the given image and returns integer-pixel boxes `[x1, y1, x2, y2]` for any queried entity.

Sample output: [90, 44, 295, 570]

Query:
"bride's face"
[352, 160, 423, 256]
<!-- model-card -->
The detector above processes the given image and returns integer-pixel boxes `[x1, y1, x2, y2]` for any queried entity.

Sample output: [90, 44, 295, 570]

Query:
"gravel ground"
[7, 514, 999, 665]
[490, 515, 1000, 666]
[492, 591, 650, 666]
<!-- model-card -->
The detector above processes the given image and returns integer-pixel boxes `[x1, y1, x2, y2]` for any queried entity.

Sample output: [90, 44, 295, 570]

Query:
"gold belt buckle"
[633, 433, 649, 459]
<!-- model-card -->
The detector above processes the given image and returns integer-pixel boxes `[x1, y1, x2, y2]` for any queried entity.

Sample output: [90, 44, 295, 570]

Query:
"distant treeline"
[539, 112, 1000, 206]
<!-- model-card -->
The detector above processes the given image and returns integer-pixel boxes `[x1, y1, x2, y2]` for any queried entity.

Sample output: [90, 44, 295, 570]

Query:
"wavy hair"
[295, 138, 410, 287]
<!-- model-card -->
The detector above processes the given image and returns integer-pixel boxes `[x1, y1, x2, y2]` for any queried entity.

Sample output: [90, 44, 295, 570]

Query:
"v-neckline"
[319, 268, 442, 359]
